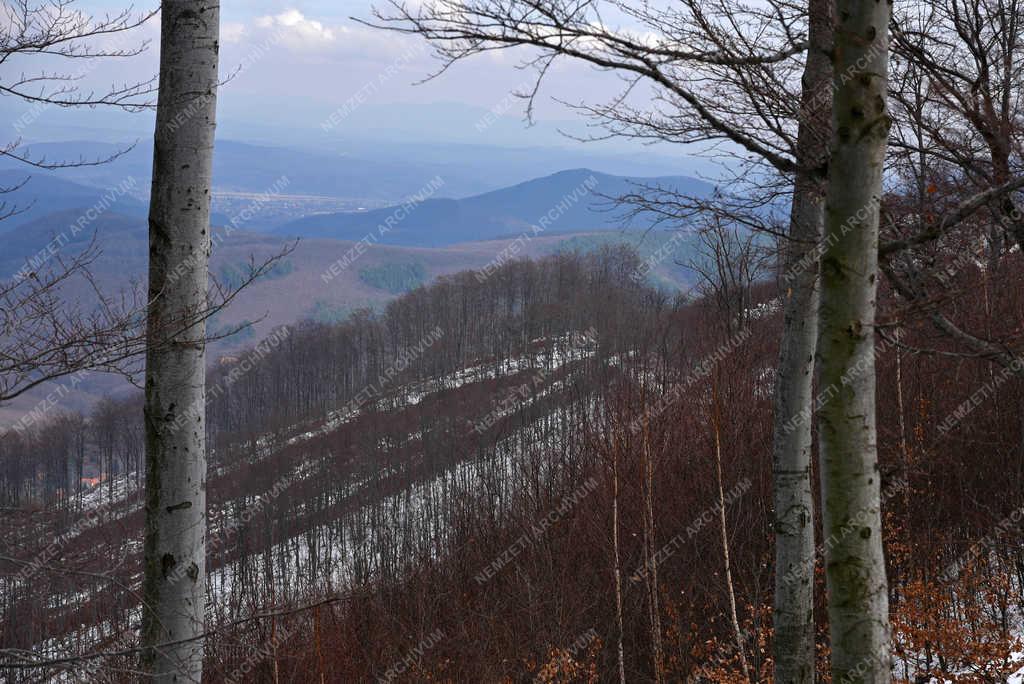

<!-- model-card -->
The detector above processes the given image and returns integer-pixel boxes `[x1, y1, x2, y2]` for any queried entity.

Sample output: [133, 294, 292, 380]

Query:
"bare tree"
[140, 1, 220, 680]
[0, 1, 155, 412]
[1, 0, 157, 170]
[687, 216, 772, 334]
[711, 376, 750, 681]
[816, 0, 893, 680]
[879, 0, 1024, 379]
[770, 1, 832, 679]
[891, 0, 1024, 248]
[0, 239, 143, 407]
[364, 3, 832, 679]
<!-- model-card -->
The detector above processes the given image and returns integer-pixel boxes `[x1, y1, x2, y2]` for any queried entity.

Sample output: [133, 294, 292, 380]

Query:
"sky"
[4, 1, 667, 156]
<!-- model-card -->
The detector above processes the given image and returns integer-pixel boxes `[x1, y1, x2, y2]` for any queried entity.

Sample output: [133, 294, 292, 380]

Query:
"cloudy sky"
[5, 1, 658, 153]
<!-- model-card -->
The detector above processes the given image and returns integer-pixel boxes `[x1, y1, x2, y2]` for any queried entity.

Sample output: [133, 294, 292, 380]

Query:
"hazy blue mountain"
[1, 205, 166, 263]
[0, 138, 718, 213]
[0, 140, 504, 202]
[0, 169, 238, 234]
[0, 169, 148, 231]
[273, 169, 714, 246]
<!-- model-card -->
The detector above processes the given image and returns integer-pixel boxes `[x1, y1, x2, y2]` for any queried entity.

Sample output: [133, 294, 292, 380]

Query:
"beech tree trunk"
[817, 0, 892, 680]
[140, 2, 220, 680]
[772, 0, 832, 680]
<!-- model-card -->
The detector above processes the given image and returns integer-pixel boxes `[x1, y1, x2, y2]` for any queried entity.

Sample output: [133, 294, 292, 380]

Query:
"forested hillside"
[3, 246, 1023, 680]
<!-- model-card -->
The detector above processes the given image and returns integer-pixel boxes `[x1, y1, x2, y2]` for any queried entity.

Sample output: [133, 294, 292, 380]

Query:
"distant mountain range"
[0, 165, 708, 343]
[0, 140, 463, 210]
[0, 138, 715, 219]
[0, 170, 148, 230]
[0, 157, 708, 419]
[274, 169, 713, 246]
[2, 156, 714, 243]
[0, 169, 238, 232]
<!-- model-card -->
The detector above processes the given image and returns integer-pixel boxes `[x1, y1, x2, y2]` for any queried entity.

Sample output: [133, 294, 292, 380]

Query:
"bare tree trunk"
[641, 422, 664, 683]
[612, 438, 627, 684]
[272, 614, 281, 684]
[817, 0, 892, 680]
[141, 2, 220, 680]
[315, 605, 326, 684]
[713, 383, 750, 681]
[772, 1, 832, 680]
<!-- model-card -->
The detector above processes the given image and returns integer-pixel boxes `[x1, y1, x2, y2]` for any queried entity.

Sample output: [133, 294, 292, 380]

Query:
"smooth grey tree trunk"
[817, 0, 892, 680]
[141, 2, 219, 680]
[772, 0, 832, 680]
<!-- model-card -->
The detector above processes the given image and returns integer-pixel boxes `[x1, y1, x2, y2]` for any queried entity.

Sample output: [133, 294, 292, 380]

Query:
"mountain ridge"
[274, 168, 713, 246]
